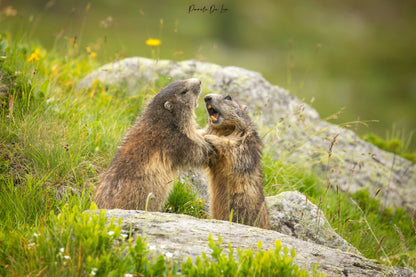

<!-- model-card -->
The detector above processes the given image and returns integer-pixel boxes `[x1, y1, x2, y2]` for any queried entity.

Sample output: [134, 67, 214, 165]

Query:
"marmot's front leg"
[204, 134, 241, 166]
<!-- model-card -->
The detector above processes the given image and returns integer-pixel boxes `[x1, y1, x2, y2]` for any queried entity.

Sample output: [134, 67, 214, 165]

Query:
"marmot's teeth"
[211, 113, 219, 122]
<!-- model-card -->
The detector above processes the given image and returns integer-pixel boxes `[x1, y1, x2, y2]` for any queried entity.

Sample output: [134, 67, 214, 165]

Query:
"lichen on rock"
[266, 191, 360, 254]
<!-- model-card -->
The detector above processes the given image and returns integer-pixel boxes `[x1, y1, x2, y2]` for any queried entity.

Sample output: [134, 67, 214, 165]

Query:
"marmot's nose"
[186, 78, 201, 86]
[204, 95, 212, 103]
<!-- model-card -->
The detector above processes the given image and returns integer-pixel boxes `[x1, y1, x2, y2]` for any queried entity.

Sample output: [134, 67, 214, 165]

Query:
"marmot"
[94, 78, 212, 211]
[203, 94, 269, 228]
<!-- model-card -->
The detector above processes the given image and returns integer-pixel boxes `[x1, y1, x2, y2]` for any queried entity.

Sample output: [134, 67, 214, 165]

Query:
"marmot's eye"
[225, 95, 232, 100]
[181, 89, 188, 95]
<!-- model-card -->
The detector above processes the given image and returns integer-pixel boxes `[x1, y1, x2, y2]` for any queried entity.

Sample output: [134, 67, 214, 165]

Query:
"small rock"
[266, 191, 360, 254]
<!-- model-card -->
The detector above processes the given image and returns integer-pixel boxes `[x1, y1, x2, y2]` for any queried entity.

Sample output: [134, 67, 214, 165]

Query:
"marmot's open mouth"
[206, 104, 220, 123]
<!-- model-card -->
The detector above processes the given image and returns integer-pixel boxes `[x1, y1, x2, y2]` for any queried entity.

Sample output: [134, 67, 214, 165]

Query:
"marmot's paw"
[203, 135, 219, 152]
[204, 134, 223, 146]
[197, 129, 207, 136]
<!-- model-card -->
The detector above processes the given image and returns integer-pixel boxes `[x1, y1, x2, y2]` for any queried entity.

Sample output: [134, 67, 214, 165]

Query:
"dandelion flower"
[145, 38, 161, 47]
[28, 49, 40, 63]
[90, 52, 97, 57]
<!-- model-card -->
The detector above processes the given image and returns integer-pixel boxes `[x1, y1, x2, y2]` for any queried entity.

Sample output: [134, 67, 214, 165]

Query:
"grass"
[0, 204, 180, 276]
[0, 31, 415, 275]
[362, 127, 416, 163]
[261, 154, 416, 269]
[163, 179, 208, 219]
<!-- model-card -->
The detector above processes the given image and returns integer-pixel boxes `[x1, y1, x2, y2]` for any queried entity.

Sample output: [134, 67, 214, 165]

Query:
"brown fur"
[94, 79, 212, 211]
[203, 94, 269, 229]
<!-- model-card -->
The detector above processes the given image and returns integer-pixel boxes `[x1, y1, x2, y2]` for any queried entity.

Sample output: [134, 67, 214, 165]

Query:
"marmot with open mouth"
[203, 93, 269, 229]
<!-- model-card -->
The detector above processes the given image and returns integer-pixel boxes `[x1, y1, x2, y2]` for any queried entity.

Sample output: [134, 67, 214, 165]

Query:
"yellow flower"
[145, 38, 161, 47]
[85, 46, 96, 57]
[27, 49, 41, 62]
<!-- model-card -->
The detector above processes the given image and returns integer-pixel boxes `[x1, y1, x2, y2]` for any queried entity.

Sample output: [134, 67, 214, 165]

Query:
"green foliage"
[1, 204, 121, 276]
[182, 234, 324, 277]
[0, 33, 8, 61]
[164, 179, 207, 219]
[0, 204, 179, 276]
[0, 174, 58, 231]
[261, 155, 322, 197]
[1, 203, 322, 276]
[350, 189, 416, 266]
[128, 236, 180, 277]
[363, 129, 416, 163]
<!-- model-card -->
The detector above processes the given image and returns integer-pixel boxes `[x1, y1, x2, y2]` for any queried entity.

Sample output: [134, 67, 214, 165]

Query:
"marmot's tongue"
[211, 113, 219, 122]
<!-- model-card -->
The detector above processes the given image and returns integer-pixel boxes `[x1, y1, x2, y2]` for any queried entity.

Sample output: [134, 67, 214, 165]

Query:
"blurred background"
[2, 0, 416, 148]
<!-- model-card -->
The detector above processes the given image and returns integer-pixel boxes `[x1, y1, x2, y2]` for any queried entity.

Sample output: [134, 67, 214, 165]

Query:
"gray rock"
[98, 209, 414, 277]
[173, 180, 359, 254]
[78, 57, 416, 210]
[266, 191, 359, 254]
[164, 180, 357, 254]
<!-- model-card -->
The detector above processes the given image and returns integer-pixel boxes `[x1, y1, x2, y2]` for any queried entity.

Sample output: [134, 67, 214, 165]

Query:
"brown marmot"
[203, 93, 269, 228]
[94, 78, 212, 211]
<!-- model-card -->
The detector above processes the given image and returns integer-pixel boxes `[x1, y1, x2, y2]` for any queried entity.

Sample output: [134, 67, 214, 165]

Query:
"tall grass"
[363, 126, 416, 163]
[164, 179, 207, 219]
[261, 150, 416, 269]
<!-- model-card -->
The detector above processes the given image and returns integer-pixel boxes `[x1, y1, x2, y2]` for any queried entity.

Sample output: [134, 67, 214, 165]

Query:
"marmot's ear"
[164, 101, 173, 112]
